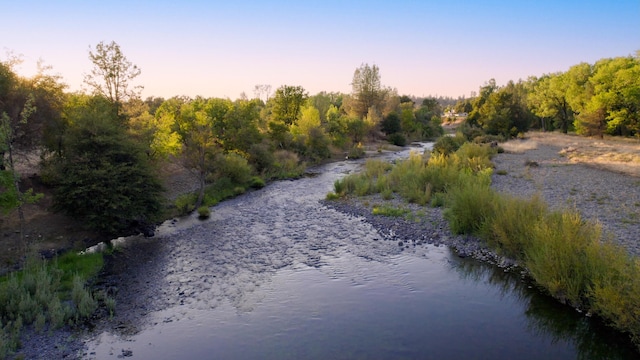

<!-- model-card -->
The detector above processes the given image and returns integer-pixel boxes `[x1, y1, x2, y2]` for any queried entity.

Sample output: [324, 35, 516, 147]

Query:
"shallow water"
[84, 145, 639, 359]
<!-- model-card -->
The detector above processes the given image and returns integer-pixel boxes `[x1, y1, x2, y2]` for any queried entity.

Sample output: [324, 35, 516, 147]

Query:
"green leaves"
[48, 95, 163, 235]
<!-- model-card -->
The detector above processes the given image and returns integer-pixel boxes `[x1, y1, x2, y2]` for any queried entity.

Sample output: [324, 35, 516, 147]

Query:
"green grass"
[372, 204, 409, 217]
[0, 251, 105, 357]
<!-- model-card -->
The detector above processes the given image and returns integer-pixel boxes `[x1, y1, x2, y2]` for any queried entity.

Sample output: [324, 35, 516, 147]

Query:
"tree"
[380, 112, 401, 135]
[0, 57, 47, 248]
[172, 97, 222, 208]
[268, 85, 308, 148]
[217, 99, 263, 155]
[467, 80, 532, 138]
[586, 56, 640, 136]
[349, 63, 385, 119]
[84, 41, 142, 117]
[528, 73, 574, 133]
[253, 84, 272, 103]
[46, 94, 162, 236]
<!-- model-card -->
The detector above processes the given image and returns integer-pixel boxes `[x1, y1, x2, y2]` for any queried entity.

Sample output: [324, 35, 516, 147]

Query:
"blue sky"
[2, 0, 638, 99]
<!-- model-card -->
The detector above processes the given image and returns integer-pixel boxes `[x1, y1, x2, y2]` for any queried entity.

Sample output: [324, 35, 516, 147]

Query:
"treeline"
[1, 43, 443, 238]
[450, 53, 640, 138]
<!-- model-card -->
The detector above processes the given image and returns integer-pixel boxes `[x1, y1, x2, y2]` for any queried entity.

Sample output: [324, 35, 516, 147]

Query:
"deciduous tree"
[84, 41, 142, 117]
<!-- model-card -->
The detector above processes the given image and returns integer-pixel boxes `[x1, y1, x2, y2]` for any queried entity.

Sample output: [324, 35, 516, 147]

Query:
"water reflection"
[451, 254, 639, 359]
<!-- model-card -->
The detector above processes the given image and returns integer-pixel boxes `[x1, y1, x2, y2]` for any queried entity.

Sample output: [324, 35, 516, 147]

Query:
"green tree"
[380, 112, 401, 135]
[172, 97, 222, 208]
[218, 98, 263, 155]
[348, 63, 385, 119]
[0, 58, 47, 248]
[587, 56, 640, 136]
[528, 73, 574, 133]
[84, 41, 142, 117]
[47, 95, 163, 236]
[268, 85, 308, 148]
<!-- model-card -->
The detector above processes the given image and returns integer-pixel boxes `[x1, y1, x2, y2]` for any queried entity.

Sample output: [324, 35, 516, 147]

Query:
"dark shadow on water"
[451, 254, 640, 359]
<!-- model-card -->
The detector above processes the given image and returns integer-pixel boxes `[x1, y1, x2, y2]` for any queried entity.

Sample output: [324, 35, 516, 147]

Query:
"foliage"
[172, 97, 223, 208]
[197, 206, 210, 219]
[348, 63, 385, 119]
[380, 112, 401, 135]
[174, 193, 197, 216]
[372, 204, 409, 217]
[432, 134, 465, 155]
[347, 142, 365, 159]
[84, 40, 141, 114]
[528, 73, 574, 133]
[268, 150, 305, 179]
[387, 133, 406, 146]
[0, 252, 104, 355]
[210, 152, 254, 186]
[487, 194, 546, 258]
[247, 140, 275, 175]
[46, 95, 163, 236]
[466, 79, 533, 138]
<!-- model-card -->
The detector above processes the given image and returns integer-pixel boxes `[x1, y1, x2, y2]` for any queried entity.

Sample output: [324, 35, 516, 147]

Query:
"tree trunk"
[194, 171, 205, 211]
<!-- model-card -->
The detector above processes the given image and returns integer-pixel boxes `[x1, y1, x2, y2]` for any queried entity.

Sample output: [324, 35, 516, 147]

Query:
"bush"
[249, 176, 265, 189]
[212, 152, 253, 186]
[432, 134, 465, 155]
[524, 211, 603, 307]
[248, 141, 275, 174]
[347, 142, 365, 159]
[487, 194, 547, 259]
[387, 133, 407, 146]
[304, 127, 331, 162]
[0, 252, 103, 355]
[175, 193, 197, 215]
[444, 175, 497, 235]
[269, 150, 305, 179]
[197, 206, 210, 219]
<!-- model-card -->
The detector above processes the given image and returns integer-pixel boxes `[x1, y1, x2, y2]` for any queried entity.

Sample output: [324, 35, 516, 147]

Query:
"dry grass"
[503, 132, 640, 177]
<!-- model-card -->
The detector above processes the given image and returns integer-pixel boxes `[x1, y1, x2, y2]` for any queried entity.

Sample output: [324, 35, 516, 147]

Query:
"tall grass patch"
[524, 211, 603, 307]
[588, 245, 640, 346]
[488, 194, 547, 259]
[444, 170, 497, 235]
[0, 252, 104, 356]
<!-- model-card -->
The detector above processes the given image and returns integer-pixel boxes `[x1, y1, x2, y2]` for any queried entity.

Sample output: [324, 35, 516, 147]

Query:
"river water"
[84, 144, 639, 359]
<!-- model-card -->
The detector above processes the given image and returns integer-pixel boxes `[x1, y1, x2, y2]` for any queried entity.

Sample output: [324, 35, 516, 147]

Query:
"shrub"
[432, 134, 465, 155]
[381, 112, 402, 134]
[212, 152, 253, 186]
[197, 206, 210, 219]
[175, 193, 197, 215]
[304, 127, 331, 162]
[488, 194, 547, 259]
[249, 176, 265, 189]
[524, 211, 603, 307]
[248, 141, 275, 174]
[444, 177, 497, 235]
[347, 142, 365, 159]
[71, 275, 96, 320]
[325, 192, 341, 200]
[387, 133, 407, 146]
[269, 150, 305, 179]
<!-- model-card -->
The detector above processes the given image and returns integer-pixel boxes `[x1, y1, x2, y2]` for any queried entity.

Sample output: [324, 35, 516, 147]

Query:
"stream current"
[84, 144, 639, 359]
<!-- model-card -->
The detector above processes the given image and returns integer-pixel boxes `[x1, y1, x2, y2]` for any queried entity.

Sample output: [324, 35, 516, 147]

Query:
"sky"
[2, 0, 638, 100]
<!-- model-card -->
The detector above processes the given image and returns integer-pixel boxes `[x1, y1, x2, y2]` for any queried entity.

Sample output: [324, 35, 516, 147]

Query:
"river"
[83, 144, 639, 359]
